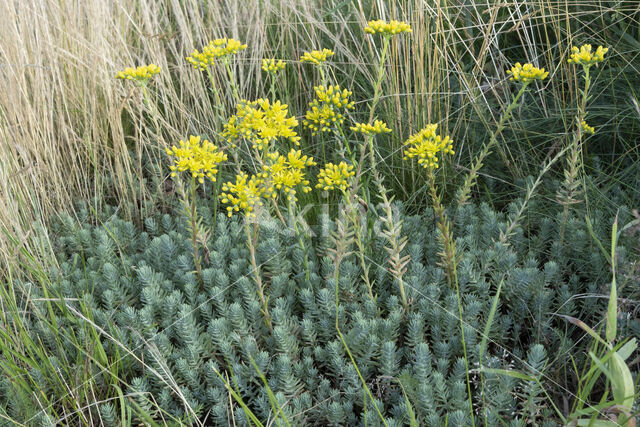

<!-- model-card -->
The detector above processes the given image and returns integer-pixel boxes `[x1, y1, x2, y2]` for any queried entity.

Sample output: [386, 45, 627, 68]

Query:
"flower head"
[223, 99, 300, 150]
[403, 124, 454, 170]
[316, 162, 355, 192]
[166, 135, 227, 184]
[300, 49, 334, 65]
[115, 64, 160, 85]
[186, 38, 247, 70]
[581, 120, 595, 135]
[364, 20, 412, 36]
[506, 62, 549, 84]
[303, 85, 355, 135]
[261, 149, 316, 201]
[220, 173, 265, 218]
[350, 120, 392, 135]
[262, 58, 285, 74]
[568, 44, 608, 67]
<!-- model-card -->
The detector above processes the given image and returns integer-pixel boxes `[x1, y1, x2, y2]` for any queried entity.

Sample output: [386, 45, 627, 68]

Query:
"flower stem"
[225, 60, 240, 103]
[559, 65, 591, 243]
[342, 190, 375, 303]
[457, 83, 529, 206]
[319, 65, 327, 86]
[288, 199, 311, 283]
[429, 170, 475, 427]
[269, 73, 276, 101]
[189, 177, 203, 286]
[245, 221, 272, 333]
[206, 67, 224, 127]
[368, 36, 390, 123]
[428, 170, 456, 287]
[141, 85, 161, 138]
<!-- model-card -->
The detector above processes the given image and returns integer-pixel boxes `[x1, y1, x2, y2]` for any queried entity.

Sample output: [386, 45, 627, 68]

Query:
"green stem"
[205, 67, 224, 127]
[245, 221, 272, 333]
[560, 65, 591, 243]
[212, 178, 220, 230]
[429, 170, 475, 426]
[336, 123, 354, 162]
[189, 177, 203, 286]
[342, 190, 375, 304]
[354, 36, 390, 195]
[428, 171, 456, 286]
[454, 260, 475, 427]
[288, 199, 310, 283]
[352, 36, 391, 205]
[141, 85, 161, 138]
[368, 37, 390, 123]
[140, 84, 165, 214]
[457, 82, 530, 206]
[319, 65, 327, 86]
[269, 73, 276, 101]
[225, 60, 240, 103]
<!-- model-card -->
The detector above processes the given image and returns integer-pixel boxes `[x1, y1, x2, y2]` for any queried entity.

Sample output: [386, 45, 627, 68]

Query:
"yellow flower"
[262, 58, 285, 74]
[166, 135, 228, 184]
[186, 38, 247, 70]
[312, 85, 354, 108]
[581, 120, 595, 135]
[303, 85, 355, 135]
[350, 120, 392, 135]
[316, 162, 355, 192]
[220, 173, 265, 218]
[568, 44, 608, 67]
[506, 62, 549, 84]
[403, 124, 454, 170]
[261, 149, 316, 202]
[300, 49, 334, 65]
[115, 64, 160, 84]
[364, 20, 412, 36]
[223, 99, 300, 150]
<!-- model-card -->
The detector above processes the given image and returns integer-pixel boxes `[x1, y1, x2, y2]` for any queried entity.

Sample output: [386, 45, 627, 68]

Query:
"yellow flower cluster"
[262, 58, 285, 74]
[261, 150, 316, 201]
[186, 38, 247, 70]
[220, 173, 265, 218]
[316, 162, 355, 192]
[303, 105, 341, 135]
[223, 99, 301, 151]
[350, 120, 392, 135]
[312, 85, 355, 108]
[403, 124, 454, 170]
[300, 49, 334, 65]
[115, 64, 161, 84]
[568, 44, 608, 67]
[581, 120, 595, 135]
[507, 62, 549, 84]
[166, 135, 228, 184]
[364, 20, 412, 36]
[303, 85, 355, 135]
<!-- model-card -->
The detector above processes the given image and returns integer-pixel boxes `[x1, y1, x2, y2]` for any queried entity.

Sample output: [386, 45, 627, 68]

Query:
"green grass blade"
[479, 278, 503, 360]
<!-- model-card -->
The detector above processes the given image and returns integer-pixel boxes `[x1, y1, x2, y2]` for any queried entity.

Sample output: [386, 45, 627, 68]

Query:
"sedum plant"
[187, 37, 247, 102]
[557, 44, 609, 241]
[4, 10, 638, 425]
[166, 135, 227, 285]
[2, 196, 637, 425]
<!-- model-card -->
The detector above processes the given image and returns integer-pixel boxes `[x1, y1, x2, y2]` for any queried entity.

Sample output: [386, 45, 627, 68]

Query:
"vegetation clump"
[0, 5, 638, 426]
